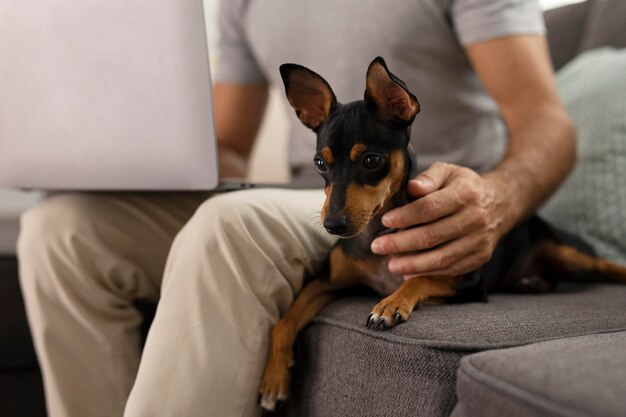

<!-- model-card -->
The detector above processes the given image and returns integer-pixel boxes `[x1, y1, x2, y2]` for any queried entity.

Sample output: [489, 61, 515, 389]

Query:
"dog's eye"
[363, 154, 382, 169]
[314, 158, 328, 173]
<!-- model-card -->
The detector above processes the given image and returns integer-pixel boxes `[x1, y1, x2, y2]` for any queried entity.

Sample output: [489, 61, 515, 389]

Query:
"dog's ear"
[280, 64, 337, 131]
[365, 57, 420, 125]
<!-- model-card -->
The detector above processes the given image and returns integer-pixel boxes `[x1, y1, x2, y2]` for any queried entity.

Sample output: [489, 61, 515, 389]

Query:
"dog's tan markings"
[345, 150, 405, 232]
[329, 245, 373, 286]
[321, 185, 332, 223]
[259, 275, 351, 411]
[368, 276, 457, 329]
[542, 243, 626, 282]
[350, 144, 367, 162]
[320, 146, 334, 164]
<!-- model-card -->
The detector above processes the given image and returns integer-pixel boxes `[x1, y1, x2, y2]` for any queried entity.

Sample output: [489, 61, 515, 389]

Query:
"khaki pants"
[17, 189, 335, 417]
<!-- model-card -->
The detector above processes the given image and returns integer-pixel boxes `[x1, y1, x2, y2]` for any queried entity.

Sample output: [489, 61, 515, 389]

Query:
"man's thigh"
[19, 191, 209, 301]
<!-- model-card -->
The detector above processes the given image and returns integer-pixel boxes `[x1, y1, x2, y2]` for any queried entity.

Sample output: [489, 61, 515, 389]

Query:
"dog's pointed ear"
[365, 57, 420, 125]
[280, 64, 337, 131]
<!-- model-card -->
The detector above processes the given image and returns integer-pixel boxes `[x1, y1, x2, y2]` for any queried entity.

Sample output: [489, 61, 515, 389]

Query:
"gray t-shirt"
[214, 0, 545, 185]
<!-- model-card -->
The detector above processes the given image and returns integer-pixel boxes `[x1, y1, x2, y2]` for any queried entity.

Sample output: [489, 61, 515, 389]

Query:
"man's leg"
[17, 192, 207, 417]
[124, 188, 335, 417]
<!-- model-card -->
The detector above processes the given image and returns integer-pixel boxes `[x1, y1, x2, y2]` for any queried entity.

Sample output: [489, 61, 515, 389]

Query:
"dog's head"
[280, 57, 420, 237]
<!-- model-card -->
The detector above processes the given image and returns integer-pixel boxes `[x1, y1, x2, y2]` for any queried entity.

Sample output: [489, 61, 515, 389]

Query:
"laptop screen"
[0, 0, 219, 190]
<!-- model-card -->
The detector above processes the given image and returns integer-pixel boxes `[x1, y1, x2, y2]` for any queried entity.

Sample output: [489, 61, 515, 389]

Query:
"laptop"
[0, 0, 265, 191]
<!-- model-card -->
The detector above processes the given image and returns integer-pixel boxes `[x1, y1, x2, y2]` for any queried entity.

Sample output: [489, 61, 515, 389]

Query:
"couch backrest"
[545, 0, 626, 70]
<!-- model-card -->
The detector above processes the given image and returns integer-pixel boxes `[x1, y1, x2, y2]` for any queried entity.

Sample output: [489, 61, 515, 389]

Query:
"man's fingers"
[381, 188, 463, 229]
[403, 253, 481, 281]
[388, 233, 491, 277]
[408, 162, 457, 198]
[373, 210, 479, 255]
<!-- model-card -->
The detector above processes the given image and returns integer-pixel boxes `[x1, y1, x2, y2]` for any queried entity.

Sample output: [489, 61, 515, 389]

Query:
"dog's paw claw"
[394, 312, 405, 324]
[375, 317, 387, 330]
[276, 400, 284, 411]
[367, 298, 413, 330]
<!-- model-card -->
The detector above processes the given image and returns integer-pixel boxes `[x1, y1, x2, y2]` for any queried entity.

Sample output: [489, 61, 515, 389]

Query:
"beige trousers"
[17, 189, 335, 417]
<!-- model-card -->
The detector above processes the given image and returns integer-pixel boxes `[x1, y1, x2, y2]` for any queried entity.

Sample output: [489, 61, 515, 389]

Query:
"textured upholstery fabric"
[452, 332, 626, 417]
[577, 0, 626, 53]
[541, 48, 626, 265]
[279, 284, 626, 416]
[543, 1, 591, 71]
[543, 0, 626, 71]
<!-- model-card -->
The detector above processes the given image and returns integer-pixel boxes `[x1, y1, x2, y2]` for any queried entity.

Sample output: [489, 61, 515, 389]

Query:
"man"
[17, 0, 575, 416]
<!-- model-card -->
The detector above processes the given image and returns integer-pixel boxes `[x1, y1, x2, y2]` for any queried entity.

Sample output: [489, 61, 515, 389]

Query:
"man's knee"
[180, 190, 280, 247]
[17, 194, 106, 287]
[20, 194, 84, 249]
[20, 193, 102, 245]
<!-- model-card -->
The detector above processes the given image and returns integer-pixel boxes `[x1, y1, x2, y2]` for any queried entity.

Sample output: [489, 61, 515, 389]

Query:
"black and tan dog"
[258, 57, 626, 412]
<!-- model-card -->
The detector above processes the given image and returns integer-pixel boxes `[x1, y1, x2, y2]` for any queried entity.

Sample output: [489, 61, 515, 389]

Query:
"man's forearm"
[482, 104, 576, 237]
[218, 145, 248, 180]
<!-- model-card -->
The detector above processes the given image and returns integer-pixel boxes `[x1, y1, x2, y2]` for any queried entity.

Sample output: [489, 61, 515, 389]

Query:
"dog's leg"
[542, 243, 626, 282]
[259, 279, 340, 412]
[367, 276, 457, 330]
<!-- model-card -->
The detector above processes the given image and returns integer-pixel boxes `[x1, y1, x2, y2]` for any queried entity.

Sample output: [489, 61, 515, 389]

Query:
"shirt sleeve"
[452, 0, 546, 46]
[213, 0, 266, 84]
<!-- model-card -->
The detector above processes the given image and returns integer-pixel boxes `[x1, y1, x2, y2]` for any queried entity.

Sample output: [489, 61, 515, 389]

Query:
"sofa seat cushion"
[452, 331, 626, 417]
[313, 283, 626, 350]
[279, 284, 626, 417]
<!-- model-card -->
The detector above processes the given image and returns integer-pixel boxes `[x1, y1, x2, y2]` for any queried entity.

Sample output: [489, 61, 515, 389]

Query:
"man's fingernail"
[415, 176, 431, 187]
[381, 213, 392, 226]
[371, 240, 384, 254]
[388, 259, 400, 273]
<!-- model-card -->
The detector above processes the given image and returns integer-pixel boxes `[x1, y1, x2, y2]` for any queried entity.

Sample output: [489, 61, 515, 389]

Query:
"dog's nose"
[324, 216, 349, 235]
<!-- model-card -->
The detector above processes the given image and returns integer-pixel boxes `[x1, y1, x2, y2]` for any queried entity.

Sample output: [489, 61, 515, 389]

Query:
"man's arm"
[371, 35, 575, 278]
[469, 35, 575, 231]
[214, 83, 269, 179]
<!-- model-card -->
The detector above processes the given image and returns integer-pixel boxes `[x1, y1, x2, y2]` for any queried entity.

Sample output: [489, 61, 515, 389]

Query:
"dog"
[258, 57, 626, 412]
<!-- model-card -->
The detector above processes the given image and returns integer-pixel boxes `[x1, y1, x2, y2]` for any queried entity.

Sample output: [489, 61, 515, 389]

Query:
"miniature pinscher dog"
[258, 57, 626, 412]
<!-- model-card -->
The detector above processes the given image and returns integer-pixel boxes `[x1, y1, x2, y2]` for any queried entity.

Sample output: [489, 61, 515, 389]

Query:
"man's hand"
[371, 162, 513, 279]
[369, 35, 576, 280]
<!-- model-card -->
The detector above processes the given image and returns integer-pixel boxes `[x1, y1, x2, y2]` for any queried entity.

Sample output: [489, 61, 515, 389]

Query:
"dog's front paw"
[366, 296, 414, 330]
[258, 350, 293, 413]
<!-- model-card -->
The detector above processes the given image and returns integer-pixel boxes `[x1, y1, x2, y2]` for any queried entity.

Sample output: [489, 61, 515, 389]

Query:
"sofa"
[1, 1, 625, 416]
[0, 191, 45, 417]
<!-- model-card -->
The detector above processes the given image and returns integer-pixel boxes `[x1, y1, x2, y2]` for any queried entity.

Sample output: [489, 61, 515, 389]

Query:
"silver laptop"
[0, 0, 229, 191]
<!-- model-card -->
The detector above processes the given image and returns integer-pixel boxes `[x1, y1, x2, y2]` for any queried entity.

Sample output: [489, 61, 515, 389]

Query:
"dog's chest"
[330, 244, 404, 296]
[357, 256, 405, 296]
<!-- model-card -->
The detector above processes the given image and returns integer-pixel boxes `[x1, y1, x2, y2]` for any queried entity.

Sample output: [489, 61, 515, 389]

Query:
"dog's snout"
[324, 216, 349, 235]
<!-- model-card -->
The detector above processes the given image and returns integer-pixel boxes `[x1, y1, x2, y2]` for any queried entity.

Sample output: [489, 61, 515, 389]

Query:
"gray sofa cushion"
[578, 0, 626, 53]
[544, 1, 591, 71]
[452, 331, 626, 417]
[541, 48, 626, 265]
[279, 284, 626, 417]
[544, 0, 626, 71]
